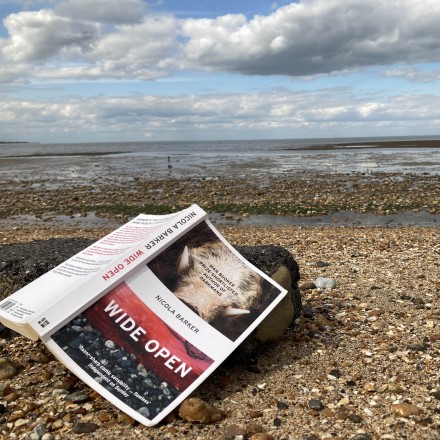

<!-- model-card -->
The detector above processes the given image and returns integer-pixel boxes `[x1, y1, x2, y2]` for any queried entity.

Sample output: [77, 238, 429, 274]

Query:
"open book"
[0, 205, 287, 426]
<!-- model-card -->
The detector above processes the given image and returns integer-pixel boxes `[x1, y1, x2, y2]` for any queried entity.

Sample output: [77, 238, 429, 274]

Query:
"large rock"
[235, 245, 301, 342]
[0, 239, 301, 342]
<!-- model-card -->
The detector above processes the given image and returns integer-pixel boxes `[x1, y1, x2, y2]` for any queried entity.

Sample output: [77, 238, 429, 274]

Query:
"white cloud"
[89, 15, 181, 79]
[182, 0, 440, 76]
[1, 9, 98, 63]
[1, 0, 440, 83]
[383, 66, 440, 83]
[2, 89, 440, 142]
[55, 0, 146, 24]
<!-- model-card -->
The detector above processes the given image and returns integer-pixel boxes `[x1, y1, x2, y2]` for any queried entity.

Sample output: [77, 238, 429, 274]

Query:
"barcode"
[0, 300, 16, 311]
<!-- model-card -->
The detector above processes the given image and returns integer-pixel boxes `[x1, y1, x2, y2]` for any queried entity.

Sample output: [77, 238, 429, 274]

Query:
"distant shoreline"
[285, 139, 440, 150]
[1, 151, 127, 158]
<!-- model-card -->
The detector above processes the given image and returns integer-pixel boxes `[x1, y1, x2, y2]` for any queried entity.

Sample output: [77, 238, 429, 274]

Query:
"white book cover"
[0, 206, 287, 426]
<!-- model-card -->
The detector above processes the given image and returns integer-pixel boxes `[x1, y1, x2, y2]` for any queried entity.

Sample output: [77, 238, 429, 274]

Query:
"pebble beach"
[0, 155, 440, 439]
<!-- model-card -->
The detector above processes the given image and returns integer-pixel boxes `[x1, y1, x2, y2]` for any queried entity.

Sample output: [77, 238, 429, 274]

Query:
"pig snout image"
[147, 221, 279, 340]
[175, 243, 262, 323]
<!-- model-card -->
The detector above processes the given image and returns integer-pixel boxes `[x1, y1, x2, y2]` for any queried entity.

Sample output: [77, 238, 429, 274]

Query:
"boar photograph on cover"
[148, 221, 281, 341]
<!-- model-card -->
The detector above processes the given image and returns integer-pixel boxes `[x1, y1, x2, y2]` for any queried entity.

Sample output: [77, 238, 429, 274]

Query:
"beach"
[0, 141, 439, 439]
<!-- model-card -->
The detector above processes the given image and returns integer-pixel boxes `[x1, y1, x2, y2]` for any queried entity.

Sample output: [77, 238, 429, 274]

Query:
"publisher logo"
[38, 318, 50, 328]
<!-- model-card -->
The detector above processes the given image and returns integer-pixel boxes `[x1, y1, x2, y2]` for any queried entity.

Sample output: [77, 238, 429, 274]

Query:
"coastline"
[286, 139, 440, 150]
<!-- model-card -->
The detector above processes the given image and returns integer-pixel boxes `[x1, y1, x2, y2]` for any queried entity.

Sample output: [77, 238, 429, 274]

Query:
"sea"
[1, 136, 440, 184]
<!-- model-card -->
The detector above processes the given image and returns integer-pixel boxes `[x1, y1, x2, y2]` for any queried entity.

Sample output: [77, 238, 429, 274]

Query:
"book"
[0, 205, 287, 426]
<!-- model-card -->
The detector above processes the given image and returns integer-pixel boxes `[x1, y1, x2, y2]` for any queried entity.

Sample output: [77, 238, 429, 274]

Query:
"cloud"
[0, 8, 180, 82]
[89, 15, 181, 79]
[1, 9, 99, 63]
[182, 0, 440, 76]
[382, 66, 440, 83]
[2, 89, 440, 141]
[55, 0, 146, 24]
[1, 0, 440, 84]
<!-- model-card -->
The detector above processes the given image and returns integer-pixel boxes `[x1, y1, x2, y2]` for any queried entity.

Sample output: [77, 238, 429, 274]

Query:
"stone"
[64, 391, 90, 403]
[308, 399, 324, 410]
[391, 403, 420, 417]
[431, 391, 440, 400]
[51, 419, 64, 430]
[249, 434, 275, 440]
[237, 245, 302, 343]
[247, 423, 264, 435]
[0, 358, 18, 380]
[276, 400, 289, 410]
[348, 414, 363, 423]
[407, 343, 427, 351]
[14, 418, 30, 428]
[224, 424, 247, 439]
[178, 397, 223, 423]
[29, 349, 51, 364]
[0, 383, 13, 396]
[254, 265, 295, 342]
[72, 422, 99, 434]
[315, 277, 337, 289]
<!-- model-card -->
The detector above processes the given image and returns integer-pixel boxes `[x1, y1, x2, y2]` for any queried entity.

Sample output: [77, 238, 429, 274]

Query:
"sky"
[1, 0, 440, 143]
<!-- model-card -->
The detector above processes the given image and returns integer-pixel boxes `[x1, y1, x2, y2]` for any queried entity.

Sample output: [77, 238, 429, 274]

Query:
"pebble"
[351, 434, 372, 440]
[391, 403, 421, 417]
[276, 400, 289, 409]
[115, 413, 134, 425]
[72, 422, 99, 434]
[0, 383, 13, 396]
[249, 434, 275, 440]
[51, 419, 64, 430]
[28, 349, 51, 364]
[14, 418, 30, 428]
[273, 417, 282, 426]
[64, 390, 90, 403]
[302, 304, 314, 318]
[431, 391, 440, 400]
[315, 277, 337, 289]
[0, 358, 18, 380]
[178, 397, 223, 423]
[407, 343, 427, 351]
[348, 414, 363, 423]
[224, 424, 247, 439]
[308, 399, 324, 410]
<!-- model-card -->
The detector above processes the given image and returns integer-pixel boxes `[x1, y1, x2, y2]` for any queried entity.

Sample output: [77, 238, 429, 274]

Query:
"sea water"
[1, 136, 439, 185]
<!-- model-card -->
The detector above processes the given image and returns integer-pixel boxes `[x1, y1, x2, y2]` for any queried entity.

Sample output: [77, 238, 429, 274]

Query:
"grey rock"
[315, 277, 336, 289]
[64, 390, 90, 403]
[308, 399, 323, 410]
[72, 422, 99, 434]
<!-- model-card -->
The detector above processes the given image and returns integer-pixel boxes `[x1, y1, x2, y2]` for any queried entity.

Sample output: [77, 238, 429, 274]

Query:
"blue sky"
[1, 0, 440, 143]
